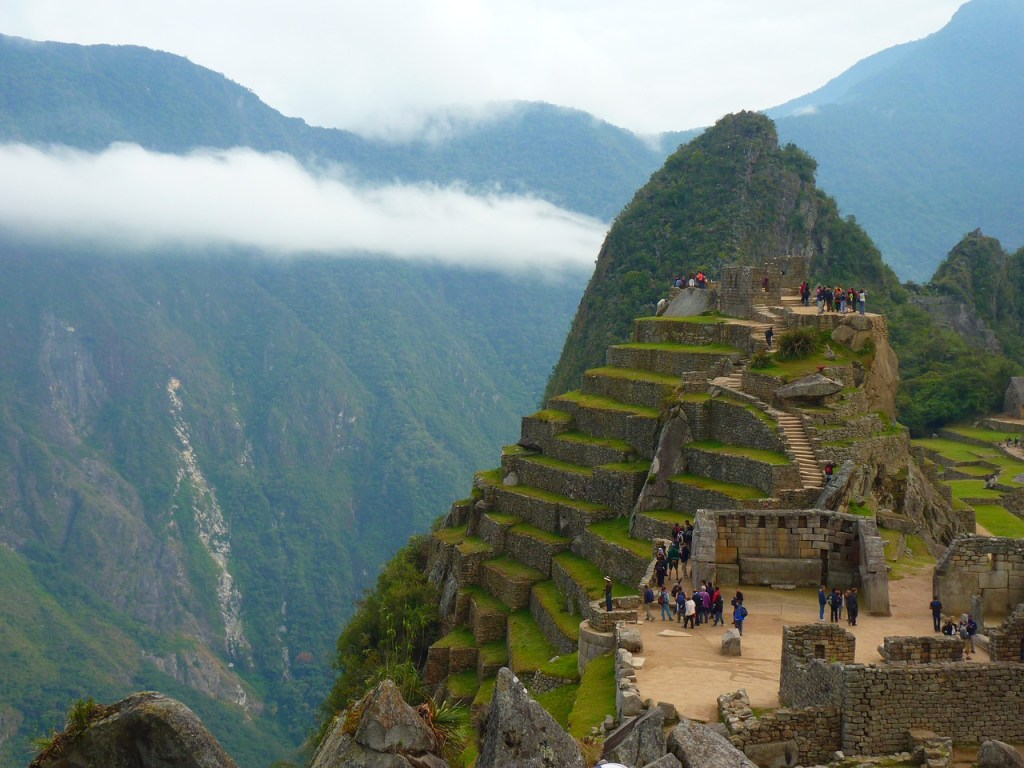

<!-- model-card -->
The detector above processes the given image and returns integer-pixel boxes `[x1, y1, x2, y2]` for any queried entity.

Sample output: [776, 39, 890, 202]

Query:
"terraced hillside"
[423, 274, 909, 740]
[912, 424, 1024, 539]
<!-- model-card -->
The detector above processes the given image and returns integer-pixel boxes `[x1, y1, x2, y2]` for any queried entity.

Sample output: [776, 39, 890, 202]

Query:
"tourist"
[683, 593, 696, 628]
[655, 558, 668, 589]
[930, 595, 943, 632]
[942, 617, 957, 636]
[966, 614, 977, 654]
[693, 584, 705, 626]
[838, 286, 847, 313]
[675, 589, 686, 623]
[680, 541, 691, 577]
[712, 585, 724, 626]
[816, 285, 824, 314]
[858, 288, 867, 315]
[823, 462, 835, 484]
[829, 588, 842, 622]
[659, 586, 672, 621]
[818, 585, 828, 621]
[643, 583, 656, 621]
[732, 599, 747, 636]
[847, 588, 859, 626]
[668, 540, 680, 579]
[765, 326, 774, 350]
[959, 618, 972, 659]
[604, 576, 613, 612]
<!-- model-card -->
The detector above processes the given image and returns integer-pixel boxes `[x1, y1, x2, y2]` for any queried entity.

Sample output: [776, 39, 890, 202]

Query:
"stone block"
[716, 563, 740, 587]
[980, 570, 1010, 589]
[722, 629, 742, 656]
[739, 556, 821, 587]
[744, 740, 799, 768]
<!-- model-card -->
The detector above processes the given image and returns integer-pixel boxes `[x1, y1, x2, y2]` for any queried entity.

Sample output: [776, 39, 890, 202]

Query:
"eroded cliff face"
[909, 294, 1001, 355]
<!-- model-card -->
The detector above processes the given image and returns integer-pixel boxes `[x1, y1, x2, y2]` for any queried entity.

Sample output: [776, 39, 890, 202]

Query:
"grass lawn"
[531, 581, 581, 642]
[553, 551, 634, 599]
[529, 409, 573, 423]
[507, 610, 558, 675]
[585, 366, 680, 387]
[432, 627, 476, 650]
[687, 440, 791, 465]
[484, 556, 546, 583]
[946, 479, 1004, 501]
[637, 313, 731, 324]
[432, 525, 468, 545]
[912, 438, 992, 464]
[555, 391, 660, 418]
[520, 454, 593, 476]
[586, 517, 654, 559]
[878, 530, 935, 580]
[943, 425, 1015, 444]
[446, 669, 480, 700]
[556, 431, 633, 452]
[972, 505, 1024, 537]
[508, 522, 570, 546]
[613, 341, 741, 354]
[498, 482, 609, 513]
[534, 684, 579, 729]
[567, 652, 616, 739]
[670, 473, 768, 500]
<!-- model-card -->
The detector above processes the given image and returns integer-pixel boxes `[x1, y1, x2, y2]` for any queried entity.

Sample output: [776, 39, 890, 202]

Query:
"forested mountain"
[0, 240, 579, 766]
[770, 0, 1024, 280]
[0, 34, 662, 222]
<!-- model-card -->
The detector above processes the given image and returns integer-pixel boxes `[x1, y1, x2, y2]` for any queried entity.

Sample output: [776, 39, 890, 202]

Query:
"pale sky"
[0, 0, 965, 138]
[0, 1, 968, 272]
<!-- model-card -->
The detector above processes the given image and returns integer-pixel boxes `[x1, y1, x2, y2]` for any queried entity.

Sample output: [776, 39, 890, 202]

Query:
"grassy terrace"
[613, 341, 741, 353]
[879, 530, 935, 580]
[947, 480, 1004, 501]
[585, 366, 680, 387]
[943, 425, 1015, 444]
[487, 478, 609, 513]
[554, 391, 660, 418]
[462, 585, 511, 616]
[507, 610, 560, 675]
[687, 440, 791, 465]
[600, 460, 651, 473]
[670, 473, 768, 500]
[587, 517, 654, 559]
[519, 454, 593, 476]
[446, 669, 480, 700]
[636, 313, 732, 324]
[553, 551, 633, 599]
[532, 581, 581, 642]
[636, 508, 691, 524]
[485, 556, 546, 583]
[973, 505, 1024, 538]
[508, 522, 570, 546]
[431, 626, 476, 649]
[535, 684, 580, 730]
[432, 525, 468, 545]
[567, 652, 616, 739]
[556, 431, 633, 452]
[457, 536, 494, 556]
[478, 638, 509, 669]
[529, 409, 573, 423]
[484, 512, 520, 526]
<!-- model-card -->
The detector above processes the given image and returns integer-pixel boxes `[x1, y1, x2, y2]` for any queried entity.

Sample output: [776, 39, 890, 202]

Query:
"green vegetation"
[775, 327, 819, 361]
[445, 671, 480, 701]
[507, 611, 559, 675]
[520, 455, 593, 476]
[554, 391, 660, 418]
[567, 653, 616, 739]
[586, 366, 680, 387]
[670, 474, 768, 500]
[942, 426, 1013, 444]
[972, 505, 1024, 538]
[878, 531, 935, 580]
[687, 440, 791, 465]
[586, 518, 654, 559]
[534, 684, 580, 729]
[552, 552, 634, 599]
[531, 582, 581, 643]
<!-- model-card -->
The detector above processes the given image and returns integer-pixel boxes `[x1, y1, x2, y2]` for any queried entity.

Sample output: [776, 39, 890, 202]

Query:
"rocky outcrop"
[667, 718, 757, 768]
[29, 692, 237, 768]
[978, 739, 1024, 768]
[910, 295, 1001, 355]
[477, 667, 584, 768]
[860, 316, 899, 419]
[312, 680, 448, 768]
[631, 406, 693, 518]
[602, 707, 666, 767]
[898, 459, 969, 551]
[775, 373, 842, 400]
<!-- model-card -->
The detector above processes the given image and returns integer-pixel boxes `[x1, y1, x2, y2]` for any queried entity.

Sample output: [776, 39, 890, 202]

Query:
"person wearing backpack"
[658, 586, 672, 621]
[643, 583, 656, 621]
[733, 599, 747, 636]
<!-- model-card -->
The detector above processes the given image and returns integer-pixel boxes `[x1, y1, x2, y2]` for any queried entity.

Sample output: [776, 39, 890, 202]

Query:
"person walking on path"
[930, 595, 943, 632]
[675, 589, 686, 623]
[659, 587, 672, 621]
[667, 540, 680, 579]
[643, 583, 656, 621]
[818, 585, 828, 621]
[683, 594, 697, 628]
[732, 599, 747, 636]
[604, 576, 613, 612]
[847, 588, 859, 626]
[765, 326, 773, 350]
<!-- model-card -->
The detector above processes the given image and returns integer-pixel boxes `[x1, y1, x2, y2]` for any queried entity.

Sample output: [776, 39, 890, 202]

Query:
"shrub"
[775, 327, 819, 361]
[748, 350, 772, 369]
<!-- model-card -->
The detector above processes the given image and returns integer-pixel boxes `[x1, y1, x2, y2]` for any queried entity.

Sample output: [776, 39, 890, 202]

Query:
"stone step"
[606, 342, 743, 378]
[464, 585, 512, 646]
[530, 580, 581, 654]
[582, 366, 677, 410]
[548, 391, 661, 460]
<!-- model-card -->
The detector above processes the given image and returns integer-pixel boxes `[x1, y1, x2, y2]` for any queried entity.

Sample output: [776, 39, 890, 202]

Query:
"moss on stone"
[586, 518, 653, 559]
[567, 651, 616, 739]
[432, 627, 477, 650]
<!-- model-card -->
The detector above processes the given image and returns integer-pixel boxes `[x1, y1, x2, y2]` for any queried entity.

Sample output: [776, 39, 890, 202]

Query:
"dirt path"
[632, 566, 988, 722]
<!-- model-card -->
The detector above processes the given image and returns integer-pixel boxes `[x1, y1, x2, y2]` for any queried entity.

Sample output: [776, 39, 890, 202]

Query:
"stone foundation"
[933, 536, 1024, 616]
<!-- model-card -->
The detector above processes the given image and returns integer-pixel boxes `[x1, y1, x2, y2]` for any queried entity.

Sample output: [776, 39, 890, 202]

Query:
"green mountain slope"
[0, 240, 580, 766]
[770, 0, 1024, 280]
[0, 34, 662, 222]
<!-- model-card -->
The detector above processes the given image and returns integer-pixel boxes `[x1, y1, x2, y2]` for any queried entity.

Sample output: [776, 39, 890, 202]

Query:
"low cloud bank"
[0, 143, 605, 275]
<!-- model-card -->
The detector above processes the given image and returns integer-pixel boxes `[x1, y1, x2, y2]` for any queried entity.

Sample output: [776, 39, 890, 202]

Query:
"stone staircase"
[776, 412, 823, 489]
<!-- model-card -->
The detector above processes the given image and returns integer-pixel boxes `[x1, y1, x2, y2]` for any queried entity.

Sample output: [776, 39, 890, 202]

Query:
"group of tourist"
[818, 585, 860, 626]
[930, 595, 979, 658]
[806, 283, 867, 315]
[653, 522, 693, 585]
[672, 271, 709, 289]
[644, 581, 748, 635]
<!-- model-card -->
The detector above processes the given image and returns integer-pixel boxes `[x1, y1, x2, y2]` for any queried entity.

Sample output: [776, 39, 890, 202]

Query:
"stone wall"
[878, 636, 963, 664]
[571, 529, 652, 591]
[719, 689, 840, 767]
[682, 448, 799, 497]
[933, 536, 1024, 616]
[779, 624, 855, 708]
[987, 603, 1024, 662]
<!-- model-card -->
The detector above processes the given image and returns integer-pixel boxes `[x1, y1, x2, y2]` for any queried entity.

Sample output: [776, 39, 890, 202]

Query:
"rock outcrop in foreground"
[29, 692, 236, 768]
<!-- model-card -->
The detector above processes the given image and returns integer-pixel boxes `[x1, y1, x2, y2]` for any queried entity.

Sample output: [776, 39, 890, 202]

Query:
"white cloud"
[0, 143, 605, 276]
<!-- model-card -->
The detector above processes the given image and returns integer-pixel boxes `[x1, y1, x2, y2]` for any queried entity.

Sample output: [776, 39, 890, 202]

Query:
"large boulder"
[978, 739, 1024, 768]
[29, 692, 237, 768]
[721, 629, 742, 656]
[775, 373, 842, 400]
[667, 717, 757, 768]
[312, 680, 447, 768]
[477, 667, 584, 768]
[602, 706, 666, 767]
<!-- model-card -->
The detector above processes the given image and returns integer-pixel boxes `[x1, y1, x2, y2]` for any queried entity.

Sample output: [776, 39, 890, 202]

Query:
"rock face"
[477, 667, 584, 768]
[978, 739, 1024, 768]
[29, 692, 238, 768]
[602, 706, 666, 767]
[667, 718, 757, 768]
[312, 680, 447, 768]
[775, 373, 843, 400]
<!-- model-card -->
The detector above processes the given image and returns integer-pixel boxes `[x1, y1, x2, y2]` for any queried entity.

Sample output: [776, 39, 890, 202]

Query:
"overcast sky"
[0, 1, 967, 272]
